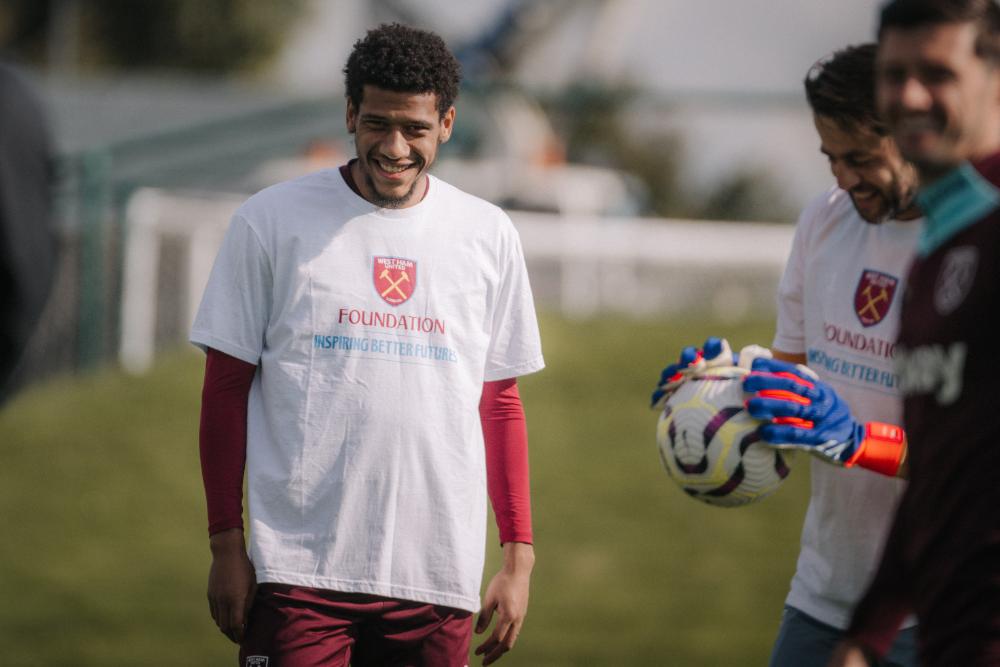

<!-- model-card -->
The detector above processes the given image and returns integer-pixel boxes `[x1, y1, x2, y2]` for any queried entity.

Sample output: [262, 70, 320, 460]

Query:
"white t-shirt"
[773, 187, 919, 629]
[190, 169, 545, 612]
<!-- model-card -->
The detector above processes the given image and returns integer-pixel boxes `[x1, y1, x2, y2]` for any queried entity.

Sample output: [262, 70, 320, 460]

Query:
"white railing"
[509, 211, 792, 317]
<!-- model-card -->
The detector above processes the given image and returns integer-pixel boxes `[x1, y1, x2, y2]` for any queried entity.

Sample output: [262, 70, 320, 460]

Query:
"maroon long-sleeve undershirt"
[199, 347, 533, 544]
[479, 377, 533, 544]
[199, 348, 256, 536]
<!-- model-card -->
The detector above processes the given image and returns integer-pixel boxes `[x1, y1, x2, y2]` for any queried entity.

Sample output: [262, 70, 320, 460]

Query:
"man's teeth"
[378, 161, 409, 173]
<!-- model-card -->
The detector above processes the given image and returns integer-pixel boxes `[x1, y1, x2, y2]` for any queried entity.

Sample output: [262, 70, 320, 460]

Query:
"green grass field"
[0, 312, 809, 666]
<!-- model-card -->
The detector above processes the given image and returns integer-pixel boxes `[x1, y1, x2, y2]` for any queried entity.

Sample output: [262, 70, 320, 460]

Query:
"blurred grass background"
[0, 312, 808, 666]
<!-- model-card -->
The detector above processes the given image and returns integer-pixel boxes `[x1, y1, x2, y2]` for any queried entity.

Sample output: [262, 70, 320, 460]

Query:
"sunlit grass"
[0, 313, 807, 666]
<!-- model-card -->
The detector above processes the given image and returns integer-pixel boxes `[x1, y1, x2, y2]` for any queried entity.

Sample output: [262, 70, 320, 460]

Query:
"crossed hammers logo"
[379, 268, 411, 299]
[858, 284, 889, 321]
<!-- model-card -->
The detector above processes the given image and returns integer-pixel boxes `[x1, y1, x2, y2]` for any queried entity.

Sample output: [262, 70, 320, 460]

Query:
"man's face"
[877, 22, 1000, 178]
[814, 115, 919, 223]
[346, 85, 455, 208]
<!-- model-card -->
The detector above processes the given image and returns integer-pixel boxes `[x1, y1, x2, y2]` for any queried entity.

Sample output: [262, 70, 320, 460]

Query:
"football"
[656, 365, 791, 507]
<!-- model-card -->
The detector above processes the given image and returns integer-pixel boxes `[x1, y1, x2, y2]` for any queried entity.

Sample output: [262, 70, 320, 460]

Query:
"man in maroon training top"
[831, 1, 1000, 665]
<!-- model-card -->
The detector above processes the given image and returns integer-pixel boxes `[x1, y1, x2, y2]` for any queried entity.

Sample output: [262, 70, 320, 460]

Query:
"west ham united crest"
[934, 246, 978, 315]
[853, 269, 898, 327]
[373, 256, 417, 306]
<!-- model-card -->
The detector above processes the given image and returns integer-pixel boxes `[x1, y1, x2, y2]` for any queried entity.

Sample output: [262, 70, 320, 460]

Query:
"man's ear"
[439, 106, 456, 143]
[346, 99, 358, 134]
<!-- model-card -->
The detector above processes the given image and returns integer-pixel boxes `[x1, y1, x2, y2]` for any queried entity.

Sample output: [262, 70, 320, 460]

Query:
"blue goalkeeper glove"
[743, 358, 906, 475]
[650, 337, 772, 409]
[650, 337, 733, 409]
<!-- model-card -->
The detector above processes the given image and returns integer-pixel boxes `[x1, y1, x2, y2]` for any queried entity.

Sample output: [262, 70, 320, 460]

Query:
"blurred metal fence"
[13, 96, 347, 390]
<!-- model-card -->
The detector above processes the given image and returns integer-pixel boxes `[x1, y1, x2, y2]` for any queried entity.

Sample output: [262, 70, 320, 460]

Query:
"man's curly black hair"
[344, 23, 461, 117]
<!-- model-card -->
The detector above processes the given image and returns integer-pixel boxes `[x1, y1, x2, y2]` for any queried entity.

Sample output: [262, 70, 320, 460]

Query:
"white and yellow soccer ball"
[656, 345, 792, 507]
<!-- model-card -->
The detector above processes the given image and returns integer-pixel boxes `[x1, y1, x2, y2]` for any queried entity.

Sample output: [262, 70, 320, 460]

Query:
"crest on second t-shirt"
[853, 269, 898, 327]
[933, 246, 977, 316]
[373, 256, 417, 306]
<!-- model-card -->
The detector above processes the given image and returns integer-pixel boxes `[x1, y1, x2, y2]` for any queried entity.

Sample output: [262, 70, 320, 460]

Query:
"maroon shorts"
[238, 584, 474, 667]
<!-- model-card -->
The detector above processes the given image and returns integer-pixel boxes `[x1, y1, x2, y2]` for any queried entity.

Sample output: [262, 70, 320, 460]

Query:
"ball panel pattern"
[656, 367, 791, 507]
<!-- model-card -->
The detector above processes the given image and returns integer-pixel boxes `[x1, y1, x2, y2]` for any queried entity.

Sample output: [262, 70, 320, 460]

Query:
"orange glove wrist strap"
[845, 422, 906, 477]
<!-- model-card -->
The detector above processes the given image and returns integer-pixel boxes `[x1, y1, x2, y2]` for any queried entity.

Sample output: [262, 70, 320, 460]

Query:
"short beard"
[855, 178, 918, 224]
[851, 192, 890, 225]
[360, 148, 427, 208]
[364, 170, 421, 208]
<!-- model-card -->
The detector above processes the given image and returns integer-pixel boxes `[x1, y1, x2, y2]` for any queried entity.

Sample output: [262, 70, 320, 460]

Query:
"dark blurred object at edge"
[0, 62, 57, 405]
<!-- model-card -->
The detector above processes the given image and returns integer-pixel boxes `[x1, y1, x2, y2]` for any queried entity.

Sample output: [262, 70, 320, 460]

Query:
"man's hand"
[650, 337, 735, 409]
[651, 337, 772, 409]
[207, 528, 257, 644]
[474, 542, 534, 665]
[743, 357, 863, 464]
[743, 358, 908, 477]
[827, 639, 873, 667]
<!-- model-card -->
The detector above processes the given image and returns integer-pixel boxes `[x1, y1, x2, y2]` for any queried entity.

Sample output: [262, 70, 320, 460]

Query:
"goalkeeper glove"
[743, 358, 906, 477]
[650, 337, 771, 409]
[650, 337, 733, 409]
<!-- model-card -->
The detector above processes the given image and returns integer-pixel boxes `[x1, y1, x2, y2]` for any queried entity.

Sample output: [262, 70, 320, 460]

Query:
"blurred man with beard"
[751, 44, 921, 667]
[652, 43, 921, 667]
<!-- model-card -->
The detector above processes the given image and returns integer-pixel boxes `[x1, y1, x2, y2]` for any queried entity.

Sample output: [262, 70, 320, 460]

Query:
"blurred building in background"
[0, 0, 884, 384]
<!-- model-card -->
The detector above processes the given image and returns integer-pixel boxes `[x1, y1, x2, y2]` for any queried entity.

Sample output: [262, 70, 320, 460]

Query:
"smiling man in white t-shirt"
[758, 44, 920, 667]
[652, 44, 921, 667]
[191, 23, 544, 667]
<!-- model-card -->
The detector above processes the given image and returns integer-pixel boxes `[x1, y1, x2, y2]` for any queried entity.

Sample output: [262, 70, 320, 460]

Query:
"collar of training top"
[916, 157, 1000, 257]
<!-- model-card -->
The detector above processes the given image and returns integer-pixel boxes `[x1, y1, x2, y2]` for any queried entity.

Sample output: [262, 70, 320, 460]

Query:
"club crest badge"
[853, 269, 898, 327]
[245, 657, 269, 667]
[373, 256, 417, 306]
[934, 246, 978, 316]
